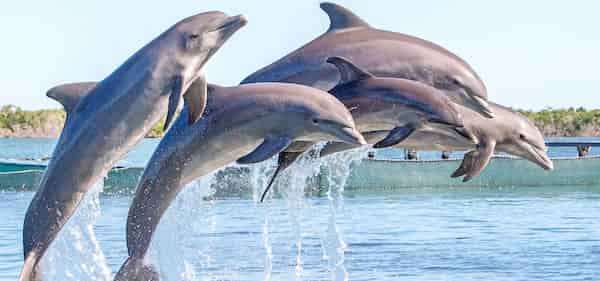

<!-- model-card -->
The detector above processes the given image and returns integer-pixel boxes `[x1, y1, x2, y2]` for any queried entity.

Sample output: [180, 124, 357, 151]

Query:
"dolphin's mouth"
[531, 145, 554, 170]
[515, 142, 554, 171]
[429, 118, 477, 144]
[213, 15, 248, 34]
[452, 127, 478, 144]
[336, 126, 367, 145]
[429, 118, 461, 128]
[471, 95, 495, 118]
[455, 87, 495, 118]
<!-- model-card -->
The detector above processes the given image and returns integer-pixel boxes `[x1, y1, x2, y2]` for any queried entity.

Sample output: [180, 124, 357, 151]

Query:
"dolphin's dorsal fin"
[320, 2, 370, 32]
[326, 56, 373, 85]
[46, 82, 97, 113]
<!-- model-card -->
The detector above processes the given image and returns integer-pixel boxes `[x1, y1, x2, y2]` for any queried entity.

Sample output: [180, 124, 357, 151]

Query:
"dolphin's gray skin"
[241, 2, 492, 118]
[19, 12, 247, 281]
[259, 56, 472, 202]
[114, 82, 366, 281]
[321, 102, 554, 181]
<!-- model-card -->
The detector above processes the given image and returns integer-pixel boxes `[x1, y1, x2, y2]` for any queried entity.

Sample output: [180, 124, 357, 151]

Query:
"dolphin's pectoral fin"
[451, 150, 476, 178]
[237, 136, 293, 164]
[164, 76, 184, 130]
[462, 142, 494, 182]
[320, 2, 370, 32]
[260, 151, 304, 202]
[452, 140, 495, 182]
[373, 126, 416, 149]
[46, 82, 98, 114]
[319, 141, 360, 157]
[326, 56, 373, 85]
[183, 75, 208, 125]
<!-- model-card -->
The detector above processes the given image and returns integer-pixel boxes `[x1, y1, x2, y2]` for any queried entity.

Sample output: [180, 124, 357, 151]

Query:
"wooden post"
[441, 151, 451, 160]
[367, 151, 375, 159]
[405, 149, 418, 160]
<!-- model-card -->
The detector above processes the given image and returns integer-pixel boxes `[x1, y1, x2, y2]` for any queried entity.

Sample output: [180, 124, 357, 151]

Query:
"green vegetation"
[2, 105, 599, 138]
[0, 105, 165, 138]
[0, 105, 65, 133]
[518, 107, 600, 137]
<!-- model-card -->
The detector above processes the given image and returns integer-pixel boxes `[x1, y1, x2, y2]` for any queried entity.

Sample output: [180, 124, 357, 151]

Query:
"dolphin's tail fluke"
[18, 253, 41, 281]
[114, 256, 159, 281]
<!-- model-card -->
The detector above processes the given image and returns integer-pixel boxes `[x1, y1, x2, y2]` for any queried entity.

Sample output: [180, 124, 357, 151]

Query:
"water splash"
[43, 179, 111, 281]
[249, 159, 275, 203]
[261, 215, 273, 281]
[141, 144, 368, 281]
[152, 171, 217, 281]
[277, 145, 327, 281]
[320, 146, 370, 281]
[285, 171, 305, 281]
[248, 160, 276, 281]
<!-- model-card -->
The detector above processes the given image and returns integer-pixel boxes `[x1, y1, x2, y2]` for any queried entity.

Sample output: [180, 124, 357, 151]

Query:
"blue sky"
[0, 1, 598, 110]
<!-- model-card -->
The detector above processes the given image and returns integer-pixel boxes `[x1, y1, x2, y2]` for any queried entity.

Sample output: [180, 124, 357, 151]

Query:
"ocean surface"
[1, 138, 600, 281]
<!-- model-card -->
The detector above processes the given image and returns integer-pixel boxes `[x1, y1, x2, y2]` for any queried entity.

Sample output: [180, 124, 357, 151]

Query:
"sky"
[0, 0, 598, 111]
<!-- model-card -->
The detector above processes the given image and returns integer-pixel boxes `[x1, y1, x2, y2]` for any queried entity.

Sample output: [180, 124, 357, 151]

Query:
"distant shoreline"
[518, 107, 600, 138]
[2, 105, 599, 138]
[1, 105, 164, 138]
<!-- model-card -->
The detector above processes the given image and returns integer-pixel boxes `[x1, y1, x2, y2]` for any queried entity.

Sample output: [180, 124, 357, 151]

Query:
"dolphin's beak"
[336, 127, 367, 145]
[458, 88, 494, 118]
[429, 113, 478, 145]
[472, 95, 495, 118]
[214, 14, 248, 36]
[535, 147, 554, 170]
[523, 145, 554, 171]
[453, 127, 478, 144]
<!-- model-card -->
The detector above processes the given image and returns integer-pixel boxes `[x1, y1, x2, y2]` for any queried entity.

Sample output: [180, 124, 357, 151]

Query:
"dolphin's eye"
[519, 134, 527, 140]
[189, 34, 200, 40]
[312, 118, 319, 125]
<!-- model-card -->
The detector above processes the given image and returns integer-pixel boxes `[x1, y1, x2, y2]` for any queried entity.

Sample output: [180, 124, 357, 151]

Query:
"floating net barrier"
[3, 154, 600, 194]
[345, 155, 600, 191]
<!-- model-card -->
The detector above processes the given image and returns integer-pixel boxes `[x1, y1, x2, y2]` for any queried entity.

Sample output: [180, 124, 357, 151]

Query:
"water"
[1, 138, 600, 280]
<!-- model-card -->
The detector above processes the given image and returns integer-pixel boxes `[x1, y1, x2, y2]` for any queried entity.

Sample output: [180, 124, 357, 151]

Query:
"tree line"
[2, 105, 600, 138]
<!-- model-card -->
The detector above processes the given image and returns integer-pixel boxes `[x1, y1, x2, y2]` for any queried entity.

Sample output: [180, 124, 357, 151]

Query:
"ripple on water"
[1, 184, 600, 280]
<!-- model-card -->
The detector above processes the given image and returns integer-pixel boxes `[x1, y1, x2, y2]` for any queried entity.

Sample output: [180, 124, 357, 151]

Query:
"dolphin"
[19, 12, 247, 281]
[321, 102, 554, 181]
[259, 56, 472, 202]
[241, 2, 493, 118]
[114, 82, 366, 281]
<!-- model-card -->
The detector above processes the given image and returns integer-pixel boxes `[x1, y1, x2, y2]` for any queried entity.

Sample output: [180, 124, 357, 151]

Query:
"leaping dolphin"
[259, 57, 473, 202]
[19, 11, 247, 281]
[114, 82, 366, 281]
[321, 103, 554, 181]
[241, 2, 492, 118]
